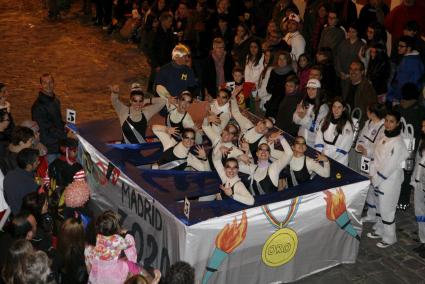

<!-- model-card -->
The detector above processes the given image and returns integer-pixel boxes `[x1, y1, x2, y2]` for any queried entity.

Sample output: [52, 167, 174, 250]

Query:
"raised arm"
[269, 135, 293, 183]
[213, 157, 254, 205]
[202, 123, 220, 145]
[152, 124, 176, 150]
[143, 97, 166, 121]
[307, 155, 330, 178]
[230, 96, 254, 131]
[110, 85, 128, 115]
[156, 85, 172, 100]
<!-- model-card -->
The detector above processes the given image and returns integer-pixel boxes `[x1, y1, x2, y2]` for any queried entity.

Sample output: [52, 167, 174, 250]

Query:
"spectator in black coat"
[31, 73, 66, 163]
[366, 43, 391, 101]
[395, 83, 425, 210]
[357, 0, 389, 39]
[202, 37, 235, 100]
[265, 51, 295, 118]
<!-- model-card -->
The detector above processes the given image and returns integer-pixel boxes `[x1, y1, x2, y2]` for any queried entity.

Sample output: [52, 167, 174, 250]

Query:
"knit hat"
[306, 79, 321, 89]
[64, 170, 90, 208]
[130, 83, 144, 96]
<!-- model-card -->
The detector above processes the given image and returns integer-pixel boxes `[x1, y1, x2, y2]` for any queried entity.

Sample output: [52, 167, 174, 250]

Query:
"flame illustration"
[202, 211, 249, 284]
[216, 211, 248, 253]
[323, 188, 360, 241]
[324, 188, 346, 221]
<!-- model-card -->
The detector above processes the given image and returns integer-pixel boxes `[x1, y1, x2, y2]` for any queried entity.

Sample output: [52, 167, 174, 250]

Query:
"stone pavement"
[1, 1, 424, 283]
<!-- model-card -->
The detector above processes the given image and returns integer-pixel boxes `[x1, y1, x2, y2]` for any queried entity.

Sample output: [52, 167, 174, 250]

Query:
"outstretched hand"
[219, 145, 232, 157]
[109, 84, 120, 94]
[219, 184, 233, 197]
[194, 145, 207, 160]
[166, 127, 180, 136]
[315, 152, 329, 163]
[268, 130, 283, 144]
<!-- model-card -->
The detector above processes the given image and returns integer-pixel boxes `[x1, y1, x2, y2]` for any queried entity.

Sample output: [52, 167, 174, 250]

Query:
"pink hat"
[64, 170, 90, 208]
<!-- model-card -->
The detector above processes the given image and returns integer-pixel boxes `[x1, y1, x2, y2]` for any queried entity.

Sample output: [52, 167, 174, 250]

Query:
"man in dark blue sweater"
[4, 148, 40, 215]
[155, 44, 198, 99]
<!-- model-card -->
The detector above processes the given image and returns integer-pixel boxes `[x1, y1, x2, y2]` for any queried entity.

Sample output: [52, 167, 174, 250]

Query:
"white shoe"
[376, 241, 393, 248]
[367, 232, 381, 239]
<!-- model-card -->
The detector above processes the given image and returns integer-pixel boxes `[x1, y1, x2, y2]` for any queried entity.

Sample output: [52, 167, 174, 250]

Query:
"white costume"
[257, 67, 272, 111]
[412, 148, 425, 245]
[287, 155, 330, 187]
[202, 124, 244, 161]
[213, 158, 255, 206]
[370, 132, 409, 245]
[244, 54, 264, 88]
[239, 136, 293, 195]
[293, 103, 329, 147]
[315, 120, 354, 166]
[152, 126, 208, 171]
[207, 99, 231, 134]
[166, 102, 202, 143]
[356, 119, 385, 222]
[230, 97, 281, 159]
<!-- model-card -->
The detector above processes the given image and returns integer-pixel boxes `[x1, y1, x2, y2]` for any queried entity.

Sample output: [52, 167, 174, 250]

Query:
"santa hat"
[64, 170, 90, 208]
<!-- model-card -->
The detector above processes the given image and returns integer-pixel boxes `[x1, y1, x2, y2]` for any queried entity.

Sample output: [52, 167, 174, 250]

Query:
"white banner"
[79, 135, 369, 283]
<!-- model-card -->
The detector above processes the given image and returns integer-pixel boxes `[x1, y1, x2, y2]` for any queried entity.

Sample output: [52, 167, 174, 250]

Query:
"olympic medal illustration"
[262, 227, 298, 267]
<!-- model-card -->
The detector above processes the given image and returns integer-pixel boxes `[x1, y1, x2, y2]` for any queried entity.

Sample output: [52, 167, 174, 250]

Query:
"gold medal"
[262, 227, 298, 267]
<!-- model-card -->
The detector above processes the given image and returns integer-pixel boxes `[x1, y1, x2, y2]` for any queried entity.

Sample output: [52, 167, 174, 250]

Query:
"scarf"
[274, 65, 293, 76]
[212, 52, 226, 87]
[384, 124, 401, 138]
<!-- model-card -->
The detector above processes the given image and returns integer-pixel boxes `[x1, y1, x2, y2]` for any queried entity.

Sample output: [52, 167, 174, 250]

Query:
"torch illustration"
[202, 211, 248, 284]
[324, 188, 360, 241]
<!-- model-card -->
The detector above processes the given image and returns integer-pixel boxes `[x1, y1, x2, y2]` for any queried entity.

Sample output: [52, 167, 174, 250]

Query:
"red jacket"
[385, 2, 425, 41]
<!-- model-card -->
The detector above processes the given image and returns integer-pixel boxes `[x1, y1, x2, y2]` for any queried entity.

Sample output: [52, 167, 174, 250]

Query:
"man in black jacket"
[31, 73, 66, 163]
[202, 37, 234, 100]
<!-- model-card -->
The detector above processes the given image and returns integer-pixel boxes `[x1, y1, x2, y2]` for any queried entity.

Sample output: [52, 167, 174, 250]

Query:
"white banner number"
[66, 109, 76, 124]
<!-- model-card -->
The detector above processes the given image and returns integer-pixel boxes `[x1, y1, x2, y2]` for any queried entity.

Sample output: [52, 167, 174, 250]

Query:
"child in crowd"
[85, 210, 140, 284]
[49, 138, 83, 189]
[227, 66, 255, 110]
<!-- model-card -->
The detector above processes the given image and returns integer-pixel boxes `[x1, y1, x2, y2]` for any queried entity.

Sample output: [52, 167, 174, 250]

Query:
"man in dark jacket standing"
[343, 60, 377, 127]
[202, 37, 234, 100]
[31, 73, 66, 163]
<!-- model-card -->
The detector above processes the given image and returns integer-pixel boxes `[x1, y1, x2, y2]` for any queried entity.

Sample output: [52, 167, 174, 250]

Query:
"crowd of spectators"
[1, 0, 425, 283]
